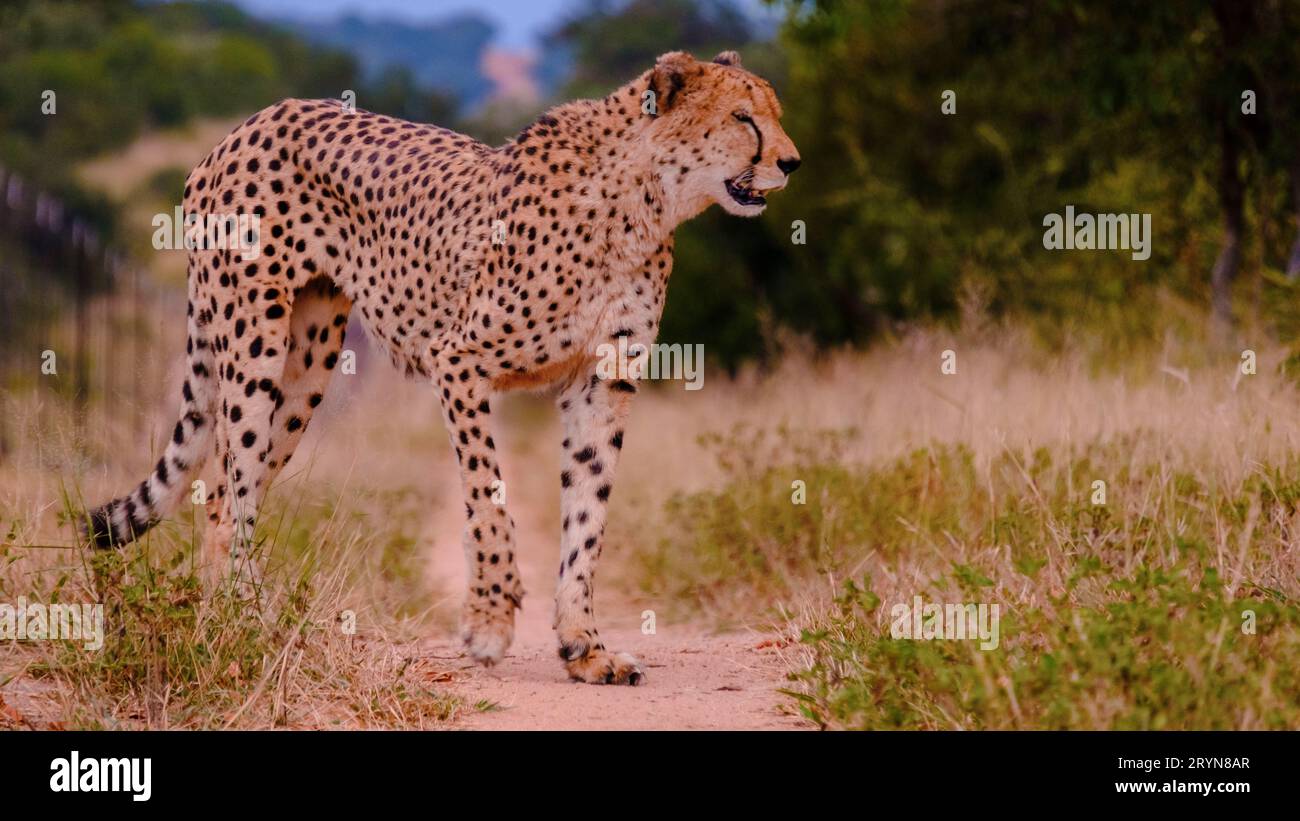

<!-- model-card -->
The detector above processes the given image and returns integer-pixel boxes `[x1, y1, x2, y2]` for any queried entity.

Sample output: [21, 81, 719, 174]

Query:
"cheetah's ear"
[712, 51, 742, 67]
[648, 51, 699, 117]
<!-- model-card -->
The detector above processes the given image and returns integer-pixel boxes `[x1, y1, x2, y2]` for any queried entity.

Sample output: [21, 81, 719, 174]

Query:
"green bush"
[789, 569, 1300, 730]
[634, 429, 1300, 728]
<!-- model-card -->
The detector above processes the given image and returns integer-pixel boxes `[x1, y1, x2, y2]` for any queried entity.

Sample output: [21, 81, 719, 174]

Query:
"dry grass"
[618, 310, 1300, 728]
[79, 117, 245, 202]
[3, 289, 1300, 728]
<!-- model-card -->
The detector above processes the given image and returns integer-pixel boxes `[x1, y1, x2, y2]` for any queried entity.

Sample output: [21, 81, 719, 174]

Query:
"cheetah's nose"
[777, 157, 802, 175]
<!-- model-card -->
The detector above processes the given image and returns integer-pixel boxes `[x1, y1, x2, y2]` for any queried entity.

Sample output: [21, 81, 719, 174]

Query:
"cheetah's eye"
[732, 111, 753, 123]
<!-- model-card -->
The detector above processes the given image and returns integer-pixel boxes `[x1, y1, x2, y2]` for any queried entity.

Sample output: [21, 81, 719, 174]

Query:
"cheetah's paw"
[460, 605, 516, 667]
[563, 646, 645, 685]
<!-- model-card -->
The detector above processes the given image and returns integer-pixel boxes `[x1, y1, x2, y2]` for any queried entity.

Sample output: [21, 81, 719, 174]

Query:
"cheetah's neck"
[509, 76, 684, 275]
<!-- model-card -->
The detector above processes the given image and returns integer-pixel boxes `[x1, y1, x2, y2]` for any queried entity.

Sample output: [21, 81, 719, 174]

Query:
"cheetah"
[84, 50, 800, 685]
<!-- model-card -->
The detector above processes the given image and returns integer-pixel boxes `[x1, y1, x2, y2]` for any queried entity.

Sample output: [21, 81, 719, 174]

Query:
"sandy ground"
[425, 629, 805, 730]
[407, 400, 809, 730]
[0, 601, 808, 731]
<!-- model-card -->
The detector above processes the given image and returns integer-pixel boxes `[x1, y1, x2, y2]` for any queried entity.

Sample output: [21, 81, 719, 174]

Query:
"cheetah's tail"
[82, 309, 217, 548]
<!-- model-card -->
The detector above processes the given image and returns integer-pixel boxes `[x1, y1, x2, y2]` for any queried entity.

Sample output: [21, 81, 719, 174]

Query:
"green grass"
[633, 427, 1300, 729]
[0, 481, 461, 729]
[787, 568, 1299, 730]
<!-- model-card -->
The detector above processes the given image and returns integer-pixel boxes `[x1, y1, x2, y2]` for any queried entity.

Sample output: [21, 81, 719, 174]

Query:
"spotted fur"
[84, 50, 799, 684]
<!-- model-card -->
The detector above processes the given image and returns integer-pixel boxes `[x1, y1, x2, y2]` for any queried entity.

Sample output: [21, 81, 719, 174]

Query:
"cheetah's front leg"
[434, 357, 524, 665]
[554, 368, 645, 685]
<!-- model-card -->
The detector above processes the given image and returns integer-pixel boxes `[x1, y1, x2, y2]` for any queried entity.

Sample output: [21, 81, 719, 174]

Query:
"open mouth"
[725, 176, 767, 208]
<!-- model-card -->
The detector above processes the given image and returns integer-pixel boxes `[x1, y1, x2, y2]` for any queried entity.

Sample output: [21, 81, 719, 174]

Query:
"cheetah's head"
[644, 50, 800, 218]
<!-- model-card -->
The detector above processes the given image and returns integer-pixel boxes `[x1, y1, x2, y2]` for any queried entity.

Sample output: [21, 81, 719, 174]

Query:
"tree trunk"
[1211, 119, 1244, 329]
[1209, 0, 1254, 331]
[1286, 157, 1300, 280]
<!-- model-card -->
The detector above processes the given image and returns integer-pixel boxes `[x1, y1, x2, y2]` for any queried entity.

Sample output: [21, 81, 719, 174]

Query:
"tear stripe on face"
[736, 113, 763, 164]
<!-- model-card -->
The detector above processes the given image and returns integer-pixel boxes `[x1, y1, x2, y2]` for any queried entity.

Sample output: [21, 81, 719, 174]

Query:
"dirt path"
[416, 543, 809, 730]
[416, 439, 809, 730]
[423, 626, 806, 730]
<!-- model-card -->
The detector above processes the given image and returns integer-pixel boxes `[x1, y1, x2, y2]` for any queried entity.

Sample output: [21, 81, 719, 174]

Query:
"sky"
[229, 0, 780, 50]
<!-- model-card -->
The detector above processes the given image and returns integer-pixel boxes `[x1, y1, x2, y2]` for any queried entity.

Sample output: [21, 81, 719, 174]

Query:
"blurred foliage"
[549, 0, 1300, 366]
[5, 0, 1300, 366]
[766, 0, 1300, 359]
[548, 0, 756, 99]
[0, 0, 451, 239]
